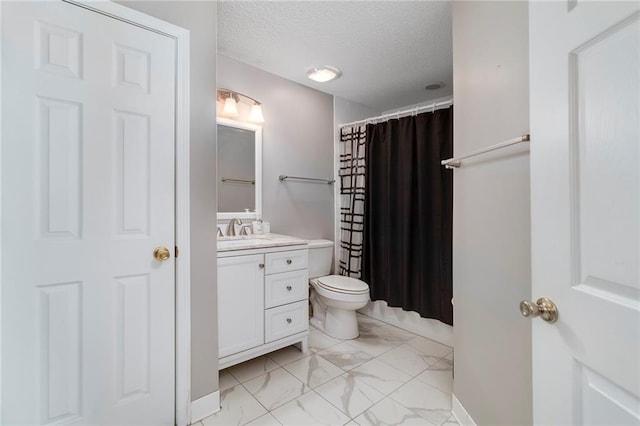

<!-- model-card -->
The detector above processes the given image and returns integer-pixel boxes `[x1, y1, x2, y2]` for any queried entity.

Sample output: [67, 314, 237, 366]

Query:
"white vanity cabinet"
[217, 254, 265, 358]
[217, 243, 309, 370]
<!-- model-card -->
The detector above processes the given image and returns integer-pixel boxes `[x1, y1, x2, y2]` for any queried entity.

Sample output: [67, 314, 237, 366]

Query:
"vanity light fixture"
[307, 65, 342, 83]
[217, 88, 264, 123]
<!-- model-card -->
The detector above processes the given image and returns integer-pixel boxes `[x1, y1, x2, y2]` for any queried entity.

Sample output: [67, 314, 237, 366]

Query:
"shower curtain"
[339, 108, 453, 325]
[338, 125, 367, 278]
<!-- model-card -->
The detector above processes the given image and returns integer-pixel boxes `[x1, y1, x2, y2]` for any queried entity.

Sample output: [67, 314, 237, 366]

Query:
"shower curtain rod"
[339, 98, 453, 128]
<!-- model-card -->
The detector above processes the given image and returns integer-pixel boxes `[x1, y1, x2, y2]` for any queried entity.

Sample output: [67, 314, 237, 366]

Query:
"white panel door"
[218, 254, 265, 358]
[530, 2, 639, 424]
[1, 2, 176, 424]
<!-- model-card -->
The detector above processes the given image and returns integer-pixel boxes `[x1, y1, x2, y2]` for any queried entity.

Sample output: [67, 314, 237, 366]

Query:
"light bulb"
[223, 95, 238, 117]
[249, 103, 264, 123]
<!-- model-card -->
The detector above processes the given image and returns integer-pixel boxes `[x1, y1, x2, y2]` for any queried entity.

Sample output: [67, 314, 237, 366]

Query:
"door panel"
[530, 2, 639, 424]
[2, 2, 176, 424]
[115, 273, 151, 404]
[579, 365, 640, 424]
[38, 281, 83, 424]
[37, 96, 83, 239]
[114, 110, 151, 237]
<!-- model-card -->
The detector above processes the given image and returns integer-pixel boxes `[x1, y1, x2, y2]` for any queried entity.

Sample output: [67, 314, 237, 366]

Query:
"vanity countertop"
[217, 233, 308, 252]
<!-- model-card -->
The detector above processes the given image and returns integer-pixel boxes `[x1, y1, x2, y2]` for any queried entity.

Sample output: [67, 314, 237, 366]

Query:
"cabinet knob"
[286, 285, 292, 291]
[258, 263, 265, 269]
[286, 318, 292, 324]
[286, 259, 292, 265]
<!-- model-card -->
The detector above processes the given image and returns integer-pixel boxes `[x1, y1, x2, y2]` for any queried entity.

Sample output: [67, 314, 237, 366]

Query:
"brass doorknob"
[520, 297, 558, 323]
[153, 246, 171, 261]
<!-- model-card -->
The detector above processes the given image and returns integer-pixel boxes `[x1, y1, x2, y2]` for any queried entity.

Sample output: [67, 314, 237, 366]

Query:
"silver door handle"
[520, 297, 558, 323]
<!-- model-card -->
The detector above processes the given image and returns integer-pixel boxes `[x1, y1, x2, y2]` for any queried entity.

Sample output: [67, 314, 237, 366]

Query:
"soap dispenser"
[252, 217, 263, 235]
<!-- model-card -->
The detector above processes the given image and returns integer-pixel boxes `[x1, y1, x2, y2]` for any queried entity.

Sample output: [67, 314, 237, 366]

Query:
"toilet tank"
[307, 239, 334, 279]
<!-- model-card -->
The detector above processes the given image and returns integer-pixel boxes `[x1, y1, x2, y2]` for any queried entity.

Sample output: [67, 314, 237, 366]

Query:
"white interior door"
[530, 2, 639, 424]
[1, 1, 176, 424]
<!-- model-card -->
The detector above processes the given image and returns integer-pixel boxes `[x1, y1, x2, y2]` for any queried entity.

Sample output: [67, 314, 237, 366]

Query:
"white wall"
[334, 96, 379, 129]
[217, 55, 334, 240]
[451, 2, 532, 425]
[115, 1, 219, 401]
[379, 95, 453, 116]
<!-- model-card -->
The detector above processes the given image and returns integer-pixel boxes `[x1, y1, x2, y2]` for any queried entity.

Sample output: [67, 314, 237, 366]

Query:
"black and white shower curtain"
[338, 109, 454, 325]
[338, 125, 367, 278]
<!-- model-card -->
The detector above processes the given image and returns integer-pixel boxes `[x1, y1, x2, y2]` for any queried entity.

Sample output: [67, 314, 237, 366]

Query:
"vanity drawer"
[265, 269, 309, 309]
[264, 300, 308, 343]
[265, 249, 308, 274]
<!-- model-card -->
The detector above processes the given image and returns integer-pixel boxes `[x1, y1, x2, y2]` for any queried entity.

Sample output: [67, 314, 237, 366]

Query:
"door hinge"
[175, 245, 179, 258]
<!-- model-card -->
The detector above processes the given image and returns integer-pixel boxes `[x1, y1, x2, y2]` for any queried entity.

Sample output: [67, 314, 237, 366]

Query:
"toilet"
[307, 239, 370, 339]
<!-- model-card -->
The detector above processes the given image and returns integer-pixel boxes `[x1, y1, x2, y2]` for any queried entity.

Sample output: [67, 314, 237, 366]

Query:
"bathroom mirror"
[217, 117, 262, 220]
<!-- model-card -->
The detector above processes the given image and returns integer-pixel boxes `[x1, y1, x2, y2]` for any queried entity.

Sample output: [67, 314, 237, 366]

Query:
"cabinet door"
[218, 254, 264, 358]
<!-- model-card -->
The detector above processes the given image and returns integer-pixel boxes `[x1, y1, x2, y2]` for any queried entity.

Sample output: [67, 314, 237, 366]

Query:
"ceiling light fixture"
[307, 65, 342, 83]
[217, 88, 264, 123]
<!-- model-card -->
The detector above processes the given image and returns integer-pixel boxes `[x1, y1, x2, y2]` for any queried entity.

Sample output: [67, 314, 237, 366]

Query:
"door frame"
[0, 1, 192, 425]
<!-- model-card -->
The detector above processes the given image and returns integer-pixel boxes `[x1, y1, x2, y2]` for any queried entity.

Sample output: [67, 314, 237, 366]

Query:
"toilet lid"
[316, 275, 369, 294]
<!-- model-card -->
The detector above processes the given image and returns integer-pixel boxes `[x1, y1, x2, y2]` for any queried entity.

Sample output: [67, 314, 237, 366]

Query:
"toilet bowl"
[307, 240, 370, 340]
[309, 275, 370, 339]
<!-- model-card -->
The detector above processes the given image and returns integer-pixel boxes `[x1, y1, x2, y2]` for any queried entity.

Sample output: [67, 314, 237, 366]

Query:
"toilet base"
[324, 306, 359, 339]
[309, 280, 369, 340]
[311, 307, 359, 340]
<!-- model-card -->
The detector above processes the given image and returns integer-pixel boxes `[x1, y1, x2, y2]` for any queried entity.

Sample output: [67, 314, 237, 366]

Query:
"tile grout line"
[238, 380, 273, 425]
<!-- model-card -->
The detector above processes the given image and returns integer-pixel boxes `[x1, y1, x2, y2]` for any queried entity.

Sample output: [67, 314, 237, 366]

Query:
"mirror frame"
[216, 117, 263, 220]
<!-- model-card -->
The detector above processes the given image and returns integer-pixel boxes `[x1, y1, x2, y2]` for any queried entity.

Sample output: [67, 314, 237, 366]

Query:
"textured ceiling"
[217, 1, 453, 112]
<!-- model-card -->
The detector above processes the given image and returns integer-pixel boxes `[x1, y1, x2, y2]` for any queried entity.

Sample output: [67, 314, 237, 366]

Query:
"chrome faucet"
[239, 224, 252, 236]
[226, 218, 242, 237]
[217, 226, 224, 238]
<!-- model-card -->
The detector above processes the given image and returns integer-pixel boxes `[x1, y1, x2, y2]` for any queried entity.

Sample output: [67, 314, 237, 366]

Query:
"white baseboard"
[452, 394, 476, 426]
[190, 391, 220, 424]
[358, 300, 453, 347]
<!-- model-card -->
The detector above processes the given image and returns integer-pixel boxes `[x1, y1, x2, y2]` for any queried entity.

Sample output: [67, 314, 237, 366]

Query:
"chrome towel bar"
[221, 177, 255, 185]
[441, 134, 530, 169]
[278, 175, 335, 184]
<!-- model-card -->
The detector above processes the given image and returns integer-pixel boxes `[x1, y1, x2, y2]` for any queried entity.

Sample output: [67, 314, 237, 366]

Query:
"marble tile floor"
[200, 314, 457, 426]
